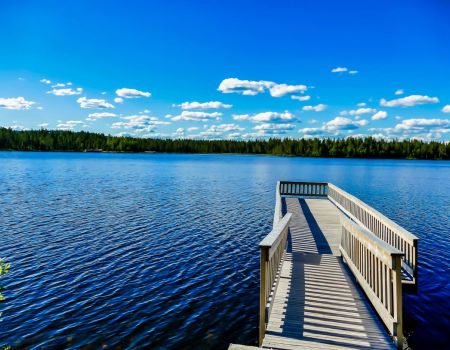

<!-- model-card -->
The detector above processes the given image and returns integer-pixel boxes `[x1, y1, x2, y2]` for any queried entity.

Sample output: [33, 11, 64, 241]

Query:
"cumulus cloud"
[253, 123, 296, 135]
[232, 111, 296, 123]
[111, 115, 170, 133]
[0, 97, 35, 110]
[196, 124, 245, 137]
[40, 79, 51, 84]
[57, 120, 88, 130]
[442, 105, 450, 113]
[77, 97, 114, 109]
[86, 112, 117, 121]
[115, 88, 151, 98]
[218, 78, 273, 95]
[331, 67, 348, 73]
[341, 108, 376, 116]
[269, 83, 308, 97]
[302, 104, 327, 112]
[291, 95, 311, 101]
[324, 117, 368, 131]
[166, 111, 221, 122]
[47, 87, 83, 96]
[217, 78, 307, 97]
[357, 102, 367, 107]
[298, 117, 368, 137]
[380, 95, 439, 107]
[114, 97, 124, 103]
[371, 111, 388, 120]
[331, 67, 358, 75]
[395, 89, 404, 95]
[368, 118, 450, 139]
[177, 101, 232, 109]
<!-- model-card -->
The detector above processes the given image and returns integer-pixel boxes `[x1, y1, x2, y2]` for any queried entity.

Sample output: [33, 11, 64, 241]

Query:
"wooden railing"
[259, 212, 292, 346]
[340, 216, 404, 348]
[279, 181, 328, 197]
[328, 183, 418, 284]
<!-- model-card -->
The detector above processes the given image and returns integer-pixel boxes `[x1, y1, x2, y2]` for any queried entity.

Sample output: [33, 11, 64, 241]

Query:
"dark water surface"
[0, 152, 449, 349]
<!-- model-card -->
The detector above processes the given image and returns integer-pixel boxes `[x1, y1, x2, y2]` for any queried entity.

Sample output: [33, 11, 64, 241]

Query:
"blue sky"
[1, 0, 449, 140]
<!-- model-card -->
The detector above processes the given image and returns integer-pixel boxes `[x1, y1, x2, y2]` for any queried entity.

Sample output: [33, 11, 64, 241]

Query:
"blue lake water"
[0, 152, 449, 349]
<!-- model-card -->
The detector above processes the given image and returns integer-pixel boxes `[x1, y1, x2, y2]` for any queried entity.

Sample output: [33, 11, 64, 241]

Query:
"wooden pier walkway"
[230, 181, 418, 350]
[263, 198, 396, 349]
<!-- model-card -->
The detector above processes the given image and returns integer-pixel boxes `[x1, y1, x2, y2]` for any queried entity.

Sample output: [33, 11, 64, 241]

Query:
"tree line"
[0, 127, 448, 159]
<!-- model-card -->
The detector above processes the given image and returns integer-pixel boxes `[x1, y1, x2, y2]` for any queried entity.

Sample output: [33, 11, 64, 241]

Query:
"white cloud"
[114, 97, 124, 103]
[187, 127, 199, 132]
[232, 111, 296, 123]
[371, 111, 388, 120]
[324, 117, 368, 131]
[47, 87, 83, 96]
[368, 118, 450, 138]
[4, 124, 26, 131]
[395, 116, 402, 120]
[116, 88, 151, 98]
[395, 89, 404, 95]
[380, 95, 439, 107]
[77, 97, 114, 109]
[177, 101, 232, 109]
[253, 123, 296, 135]
[198, 124, 245, 137]
[442, 105, 450, 113]
[166, 111, 222, 122]
[357, 102, 367, 107]
[86, 112, 117, 121]
[302, 104, 327, 112]
[291, 95, 311, 101]
[0, 97, 35, 110]
[269, 83, 307, 97]
[57, 120, 88, 130]
[218, 78, 273, 95]
[38, 123, 49, 128]
[298, 116, 368, 137]
[111, 115, 170, 133]
[342, 108, 377, 116]
[40, 79, 51, 84]
[232, 114, 250, 121]
[394, 118, 449, 131]
[349, 70, 358, 74]
[331, 67, 348, 73]
[217, 78, 307, 97]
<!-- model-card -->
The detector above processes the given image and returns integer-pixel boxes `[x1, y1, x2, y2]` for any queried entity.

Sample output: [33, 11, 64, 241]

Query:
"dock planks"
[261, 198, 395, 350]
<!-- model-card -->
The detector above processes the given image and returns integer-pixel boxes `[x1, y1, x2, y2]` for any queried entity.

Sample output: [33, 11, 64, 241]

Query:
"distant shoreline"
[1, 128, 449, 160]
[0, 149, 447, 161]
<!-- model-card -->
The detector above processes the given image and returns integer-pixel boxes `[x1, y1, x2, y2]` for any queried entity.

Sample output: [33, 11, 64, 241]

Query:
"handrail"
[328, 183, 418, 284]
[259, 212, 292, 346]
[340, 216, 404, 348]
[279, 181, 328, 197]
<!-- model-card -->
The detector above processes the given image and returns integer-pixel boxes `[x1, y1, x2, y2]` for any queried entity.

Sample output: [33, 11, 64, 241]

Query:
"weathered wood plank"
[261, 198, 396, 350]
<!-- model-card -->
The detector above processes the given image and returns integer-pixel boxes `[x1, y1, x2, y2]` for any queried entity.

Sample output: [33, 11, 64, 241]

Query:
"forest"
[0, 127, 448, 160]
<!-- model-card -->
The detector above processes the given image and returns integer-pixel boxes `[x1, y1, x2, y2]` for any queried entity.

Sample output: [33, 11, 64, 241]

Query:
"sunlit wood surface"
[262, 198, 395, 350]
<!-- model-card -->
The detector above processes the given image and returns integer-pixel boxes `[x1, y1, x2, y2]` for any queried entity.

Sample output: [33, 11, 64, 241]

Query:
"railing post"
[393, 255, 404, 348]
[259, 246, 269, 346]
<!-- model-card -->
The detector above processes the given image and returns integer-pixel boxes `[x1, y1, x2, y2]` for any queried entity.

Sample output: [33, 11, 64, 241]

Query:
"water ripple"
[0, 152, 448, 349]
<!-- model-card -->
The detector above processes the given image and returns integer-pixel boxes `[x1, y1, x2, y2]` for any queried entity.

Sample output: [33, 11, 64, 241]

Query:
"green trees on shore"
[0, 127, 448, 159]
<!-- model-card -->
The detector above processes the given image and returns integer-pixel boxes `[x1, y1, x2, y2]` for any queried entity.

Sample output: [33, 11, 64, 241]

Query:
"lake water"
[0, 152, 449, 349]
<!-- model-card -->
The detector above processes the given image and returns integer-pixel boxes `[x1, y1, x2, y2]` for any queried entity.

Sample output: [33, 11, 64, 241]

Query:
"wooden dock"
[231, 181, 418, 350]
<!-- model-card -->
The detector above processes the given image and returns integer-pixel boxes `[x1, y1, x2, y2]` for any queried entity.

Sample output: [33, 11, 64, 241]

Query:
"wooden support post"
[393, 256, 404, 349]
[259, 247, 268, 346]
